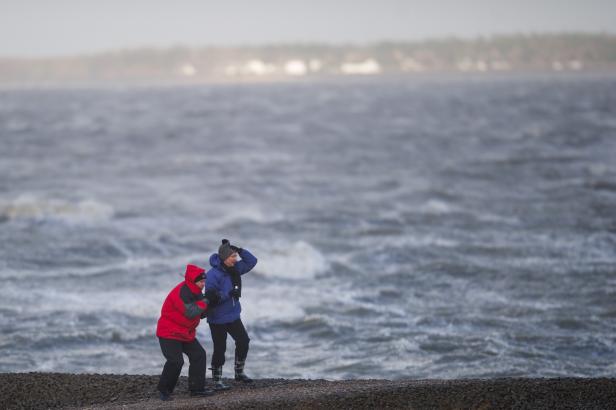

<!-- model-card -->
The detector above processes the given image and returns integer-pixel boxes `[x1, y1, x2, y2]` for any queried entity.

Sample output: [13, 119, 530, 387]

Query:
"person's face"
[224, 252, 239, 267]
[195, 279, 205, 290]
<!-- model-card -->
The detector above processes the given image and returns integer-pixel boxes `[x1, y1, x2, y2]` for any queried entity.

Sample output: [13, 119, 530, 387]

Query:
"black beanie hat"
[194, 272, 205, 282]
[218, 239, 234, 261]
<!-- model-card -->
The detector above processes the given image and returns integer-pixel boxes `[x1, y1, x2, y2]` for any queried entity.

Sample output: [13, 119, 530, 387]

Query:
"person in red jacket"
[156, 264, 220, 401]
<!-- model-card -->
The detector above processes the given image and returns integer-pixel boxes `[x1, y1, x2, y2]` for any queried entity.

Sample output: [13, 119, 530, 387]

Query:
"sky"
[1, 0, 615, 57]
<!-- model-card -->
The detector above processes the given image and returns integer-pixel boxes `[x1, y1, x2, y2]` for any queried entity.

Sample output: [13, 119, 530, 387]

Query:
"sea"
[1, 74, 615, 380]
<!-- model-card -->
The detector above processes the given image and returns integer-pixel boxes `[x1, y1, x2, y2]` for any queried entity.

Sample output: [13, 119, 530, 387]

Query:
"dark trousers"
[209, 318, 250, 367]
[158, 337, 206, 393]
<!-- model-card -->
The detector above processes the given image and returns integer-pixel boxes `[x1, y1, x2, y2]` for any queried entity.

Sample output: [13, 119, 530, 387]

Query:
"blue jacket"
[205, 248, 257, 324]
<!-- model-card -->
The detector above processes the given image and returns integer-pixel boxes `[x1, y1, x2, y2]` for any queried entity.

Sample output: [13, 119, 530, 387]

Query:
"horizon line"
[2, 30, 615, 61]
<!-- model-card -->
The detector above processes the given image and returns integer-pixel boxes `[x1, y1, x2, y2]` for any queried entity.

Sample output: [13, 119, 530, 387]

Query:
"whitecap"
[242, 293, 305, 322]
[0, 194, 114, 224]
[0, 251, 207, 282]
[418, 199, 455, 214]
[214, 206, 270, 226]
[251, 241, 328, 280]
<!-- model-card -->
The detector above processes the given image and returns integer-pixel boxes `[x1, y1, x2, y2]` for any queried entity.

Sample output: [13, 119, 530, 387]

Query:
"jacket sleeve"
[235, 249, 258, 275]
[179, 285, 207, 319]
[206, 269, 231, 304]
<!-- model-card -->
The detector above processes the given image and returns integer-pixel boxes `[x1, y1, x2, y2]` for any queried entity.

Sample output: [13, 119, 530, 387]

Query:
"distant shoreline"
[1, 373, 615, 409]
[1, 33, 615, 87]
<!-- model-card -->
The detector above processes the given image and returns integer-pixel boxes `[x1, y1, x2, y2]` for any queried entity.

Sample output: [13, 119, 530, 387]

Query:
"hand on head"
[219, 238, 240, 266]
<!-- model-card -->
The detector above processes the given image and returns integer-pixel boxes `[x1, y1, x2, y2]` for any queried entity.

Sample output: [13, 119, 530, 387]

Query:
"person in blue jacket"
[206, 238, 258, 390]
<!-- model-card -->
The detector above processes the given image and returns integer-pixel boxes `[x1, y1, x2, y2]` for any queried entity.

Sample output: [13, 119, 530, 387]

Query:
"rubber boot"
[159, 390, 173, 401]
[234, 359, 253, 383]
[190, 388, 214, 397]
[211, 366, 231, 391]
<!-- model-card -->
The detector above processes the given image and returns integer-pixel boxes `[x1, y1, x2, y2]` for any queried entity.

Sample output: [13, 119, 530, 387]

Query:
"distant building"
[284, 60, 307, 76]
[225, 60, 278, 76]
[179, 63, 196, 77]
[309, 59, 323, 72]
[551, 60, 584, 71]
[340, 59, 381, 75]
[568, 60, 583, 70]
[243, 59, 277, 76]
[457, 58, 511, 72]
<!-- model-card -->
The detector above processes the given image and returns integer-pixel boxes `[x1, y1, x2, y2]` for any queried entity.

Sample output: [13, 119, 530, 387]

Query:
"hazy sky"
[1, 0, 615, 57]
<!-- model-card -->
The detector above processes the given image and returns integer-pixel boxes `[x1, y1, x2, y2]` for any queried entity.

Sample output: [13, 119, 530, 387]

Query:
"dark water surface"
[1, 74, 615, 379]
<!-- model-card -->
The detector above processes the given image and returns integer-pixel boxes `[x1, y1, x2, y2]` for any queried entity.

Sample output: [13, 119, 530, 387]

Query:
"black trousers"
[209, 318, 250, 368]
[157, 337, 206, 393]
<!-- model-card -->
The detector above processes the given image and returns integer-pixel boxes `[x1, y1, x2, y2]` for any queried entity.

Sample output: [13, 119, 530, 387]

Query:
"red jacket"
[156, 264, 209, 342]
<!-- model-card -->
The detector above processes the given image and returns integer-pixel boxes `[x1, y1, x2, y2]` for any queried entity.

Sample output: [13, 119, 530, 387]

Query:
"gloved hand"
[223, 238, 241, 254]
[203, 289, 220, 307]
[229, 286, 241, 299]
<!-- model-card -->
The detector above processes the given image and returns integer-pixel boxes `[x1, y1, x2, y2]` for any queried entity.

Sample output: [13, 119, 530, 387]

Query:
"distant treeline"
[1, 33, 615, 85]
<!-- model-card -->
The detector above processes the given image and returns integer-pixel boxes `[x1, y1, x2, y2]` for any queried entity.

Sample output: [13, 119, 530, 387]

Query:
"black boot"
[190, 388, 214, 397]
[234, 359, 253, 383]
[159, 390, 173, 401]
[211, 366, 231, 391]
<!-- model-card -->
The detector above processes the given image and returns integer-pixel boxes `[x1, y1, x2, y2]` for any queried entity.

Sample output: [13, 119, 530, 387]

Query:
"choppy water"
[1, 74, 616, 379]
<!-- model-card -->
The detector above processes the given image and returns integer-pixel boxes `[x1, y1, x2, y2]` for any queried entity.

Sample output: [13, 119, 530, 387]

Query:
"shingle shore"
[1, 373, 615, 409]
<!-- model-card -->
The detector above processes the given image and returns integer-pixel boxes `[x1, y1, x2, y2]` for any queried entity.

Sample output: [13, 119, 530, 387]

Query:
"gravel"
[1, 373, 615, 409]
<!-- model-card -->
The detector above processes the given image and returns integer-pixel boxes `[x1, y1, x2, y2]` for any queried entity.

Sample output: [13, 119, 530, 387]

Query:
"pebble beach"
[2, 373, 616, 409]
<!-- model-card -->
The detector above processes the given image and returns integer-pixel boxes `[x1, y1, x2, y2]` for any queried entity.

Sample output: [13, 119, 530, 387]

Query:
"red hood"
[184, 264, 205, 294]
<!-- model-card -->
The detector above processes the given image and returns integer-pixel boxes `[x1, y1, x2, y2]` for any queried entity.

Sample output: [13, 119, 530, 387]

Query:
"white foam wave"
[0, 194, 114, 223]
[363, 234, 459, 251]
[0, 252, 206, 281]
[7, 284, 165, 319]
[241, 289, 306, 322]
[201, 203, 284, 230]
[213, 205, 272, 227]
[418, 199, 456, 214]
[239, 280, 339, 324]
[252, 241, 328, 279]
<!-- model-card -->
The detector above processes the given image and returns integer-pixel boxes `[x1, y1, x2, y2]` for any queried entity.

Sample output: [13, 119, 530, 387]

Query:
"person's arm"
[178, 286, 207, 319]
[206, 269, 231, 304]
[200, 289, 220, 318]
[234, 248, 258, 275]
[203, 288, 220, 307]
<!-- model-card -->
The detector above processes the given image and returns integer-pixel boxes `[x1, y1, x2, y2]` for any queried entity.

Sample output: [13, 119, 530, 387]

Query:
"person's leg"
[209, 322, 228, 367]
[227, 319, 252, 382]
[209, 322, 231, 390]
[183, 338, 213, 396]
[158, 338, 184, 398]
[182, 338, 207, 392]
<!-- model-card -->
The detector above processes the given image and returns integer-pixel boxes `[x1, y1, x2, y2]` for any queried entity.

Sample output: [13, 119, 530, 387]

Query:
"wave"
[22, 328, 154, 349]
[274, 314, 341, 340]
[0, 283, 164, 321]
[0, 252, 206, 281]
[251, 241, 328, 279]
[0, 194, 114, 223]
[211, 205, 282, 228]
[418, 199, 456, 214]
